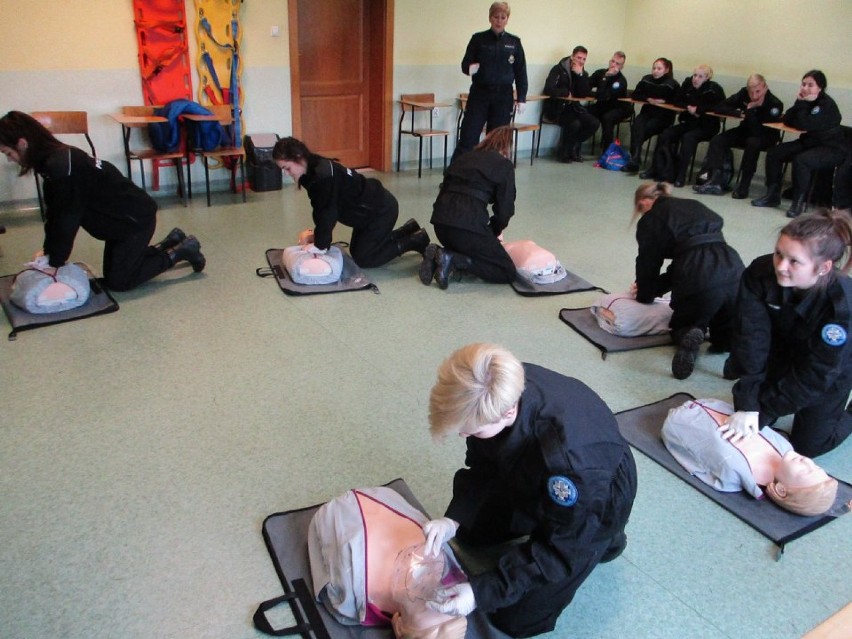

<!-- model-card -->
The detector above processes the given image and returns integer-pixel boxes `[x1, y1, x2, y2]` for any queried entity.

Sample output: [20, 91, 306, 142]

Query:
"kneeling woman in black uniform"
[632, 182, 745, 379]
[420, 126, 516, 289]
[272, 137, 429, 267]
[0, 111, 205, 291]
[725, 209, 852, 457]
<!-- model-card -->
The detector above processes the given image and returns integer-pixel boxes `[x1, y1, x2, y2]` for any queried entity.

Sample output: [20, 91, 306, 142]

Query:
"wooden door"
[289, 0, 392, 169]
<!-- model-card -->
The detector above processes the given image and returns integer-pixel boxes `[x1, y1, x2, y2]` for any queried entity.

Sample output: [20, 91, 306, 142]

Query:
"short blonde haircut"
[765, 477, 838, 517]
[429, 343, 525, 439]
[632, 181, 672, 220]
[695, 64, 714, 80]
[489, 2, 510, 18]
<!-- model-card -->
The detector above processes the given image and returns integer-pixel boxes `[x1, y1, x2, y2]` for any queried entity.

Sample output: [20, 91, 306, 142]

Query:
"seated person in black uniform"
[272, 137, 430, 267]
[422, 342, 637, 638]
[420, 126, 516, 289]
[752, 70, 848, 219]
[620, 58, 679, 173]
[725, 209, 852, 458]
[641, 64, 725, 187]
[693, 73, 784, 199]
[0, 111, 205, 291]
[588, 51, 633, 153]
[453, 2, 527, 162]
[542, 45, 599, 163]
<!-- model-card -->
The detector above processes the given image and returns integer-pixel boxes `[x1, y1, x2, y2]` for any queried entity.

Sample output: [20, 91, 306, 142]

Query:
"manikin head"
[429, 343, 525, 440]
[765, 451, 838, 516]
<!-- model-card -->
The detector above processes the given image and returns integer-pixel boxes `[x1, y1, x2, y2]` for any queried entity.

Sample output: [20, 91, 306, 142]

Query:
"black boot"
[166, 236, 206, 273]
[391, 218, 421, 240]
[433, 247, 471, 290]
[419, 244, 439, 285]
[693, 170, 724, 195]
[731, 173, 753, 199]
[153, 227, 186, 252]
[671, 327, 704, 380]
[786, 194, 807, 218]
[751, 184, 781, 207]
[397, 228, 430, 255]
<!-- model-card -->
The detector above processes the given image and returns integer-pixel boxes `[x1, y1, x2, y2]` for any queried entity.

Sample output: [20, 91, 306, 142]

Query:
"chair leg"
[442, 136, 447, 172]
[418, 137, 423, 179]
[186, 152, 193, 200]
[175, 159, 187, 208]
[513, 130, 519, 168]
[396, 130, 402, 172]
[239, 157, 247, 202]
[530, 130, 536, 166]
[139, 160, 147, 191]
[204, 156, 212, 207]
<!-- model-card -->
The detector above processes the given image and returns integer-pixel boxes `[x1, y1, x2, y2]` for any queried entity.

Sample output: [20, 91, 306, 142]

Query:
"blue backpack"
[148, 99, 228, 153]
[597, 140, 630, 171]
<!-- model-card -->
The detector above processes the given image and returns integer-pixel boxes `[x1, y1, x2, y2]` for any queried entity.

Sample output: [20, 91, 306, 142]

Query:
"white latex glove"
[515, 102, 526, 115]
[427, 583, 476, 616]
[468, 63, 480, 76]
[304, 243, 327, 255]
[718, 411, 759, 443]
[422, 517, 458, 558]
[26, 254, 51, 269]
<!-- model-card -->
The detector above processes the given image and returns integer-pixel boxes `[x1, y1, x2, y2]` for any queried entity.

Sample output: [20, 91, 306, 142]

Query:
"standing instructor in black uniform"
[422, 343, 637, 638]
[453, 2, 527, 162]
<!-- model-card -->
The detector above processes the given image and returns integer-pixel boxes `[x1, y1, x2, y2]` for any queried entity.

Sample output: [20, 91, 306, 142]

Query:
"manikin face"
[276, 158, 307, 181]
[458, 404, 518, 439]
[489, 11, 508, 34]
[651, 60, 667, 79]
[800, 76, 822, 100]
[773, 234, 831, 291]
[747, 80, 768, 102]
[692, 68, 709, 89]
[775, 451, 830, 489]
[0, 138, 26, 165]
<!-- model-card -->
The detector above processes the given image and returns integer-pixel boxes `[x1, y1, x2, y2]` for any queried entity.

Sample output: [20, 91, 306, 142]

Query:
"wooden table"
[619, 98, 685, 112]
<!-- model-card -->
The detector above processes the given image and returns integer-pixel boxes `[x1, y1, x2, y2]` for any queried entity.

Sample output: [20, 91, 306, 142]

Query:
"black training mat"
[615, 394, 852, 555]
[255, 478, 510, 639]
[559, 307, 672, 359]
[0, 267, 119, 340]
[511, 270, 605, 297]
[258, 248, 379, 296]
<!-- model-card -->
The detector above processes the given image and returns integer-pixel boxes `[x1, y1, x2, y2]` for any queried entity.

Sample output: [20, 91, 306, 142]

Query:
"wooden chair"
[30, 111, 97, 218]
[397, 93, 449, 178]
[118, 106, 187, 206]
[535, 99, 562, 159]
[189, 104, 247, 207]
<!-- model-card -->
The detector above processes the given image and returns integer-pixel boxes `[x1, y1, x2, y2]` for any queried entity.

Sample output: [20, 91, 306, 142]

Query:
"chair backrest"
[206, 104, 234, 124]
[400, 93, 435, 113]
[121, 105, 157, 117]
[30, 111, 96, 157]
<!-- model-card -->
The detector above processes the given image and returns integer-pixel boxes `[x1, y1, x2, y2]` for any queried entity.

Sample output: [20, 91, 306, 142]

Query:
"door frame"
[287, 0, 394, 171]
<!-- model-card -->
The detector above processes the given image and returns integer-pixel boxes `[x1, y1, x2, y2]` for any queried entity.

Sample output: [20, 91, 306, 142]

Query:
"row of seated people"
[542, 48, 848, 218]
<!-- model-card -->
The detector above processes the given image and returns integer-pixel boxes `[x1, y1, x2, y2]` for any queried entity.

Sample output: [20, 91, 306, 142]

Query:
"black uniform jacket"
[732, 254, 852, 425]
[783, 93, 845, 151]
[39, 146, 157, 267]
[635, 197, 743, 302]
[462, 29, 528, 102]
[445, 364, 636, 612]
[630, 74, 680, 116]
[589, 68, 629, 105]
[431, 149, 515, 236]
[713, 86, 784, 138]
[299, 158, 394, 250]
[673, 78, 726, 125]
[542, 57, 591, 121]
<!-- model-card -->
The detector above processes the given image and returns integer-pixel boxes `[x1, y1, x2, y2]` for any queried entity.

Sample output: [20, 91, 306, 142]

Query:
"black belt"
[675, 232, 725, 255]
[442, 183, 492, 204]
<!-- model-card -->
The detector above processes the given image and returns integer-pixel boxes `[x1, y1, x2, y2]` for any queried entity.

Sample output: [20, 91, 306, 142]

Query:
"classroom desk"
[708, 111, 743, 132]
[619, 98, 685, 113]
[399, 98, 453, 111]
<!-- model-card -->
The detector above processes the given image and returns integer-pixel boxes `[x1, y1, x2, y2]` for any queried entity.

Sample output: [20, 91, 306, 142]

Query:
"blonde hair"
[474, 125, 514, 158]
[695, 64, 714, 80]
[429, 343, 525, 439]
[765, 477, 838, 517]
[632, 181, 672, 222]
[489, 2, 510, 18]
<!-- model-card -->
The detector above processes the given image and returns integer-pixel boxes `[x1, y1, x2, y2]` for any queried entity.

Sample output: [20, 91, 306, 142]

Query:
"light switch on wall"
[270, 25, 280, 37]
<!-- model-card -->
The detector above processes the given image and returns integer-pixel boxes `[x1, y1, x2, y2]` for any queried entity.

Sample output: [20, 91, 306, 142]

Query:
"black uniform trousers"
[765, 139, 848, 200]
[102, 216, 171, 291]
[653, 119, 721, 183]
[557, 108, 599, 159]
[590, 102, 634, 152]
[786, 386, 852, 458]
[348, 190, 400, 268]
[703, 126, 779, 185]
[669, 282, 738, 350]
[628, 110, 676, 160]
[434, 223, 516, 283]
[454, 453, 637, 638]
[454, 85, 515, 161]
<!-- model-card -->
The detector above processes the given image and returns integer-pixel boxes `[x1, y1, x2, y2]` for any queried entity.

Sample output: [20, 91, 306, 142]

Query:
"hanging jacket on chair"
[148, 99, 227, 152]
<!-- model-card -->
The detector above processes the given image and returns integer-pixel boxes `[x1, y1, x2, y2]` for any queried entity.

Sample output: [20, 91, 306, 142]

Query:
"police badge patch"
[508, 54, 515, 64]
[821, 323, 847, 346]
[547, 475, 579, 507]
[771, 107, 779, 116]
[811, 106, 821, 115]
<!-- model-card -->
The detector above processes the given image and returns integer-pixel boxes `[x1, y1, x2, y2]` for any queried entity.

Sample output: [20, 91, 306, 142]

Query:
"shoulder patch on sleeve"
[821, 323, 847, 346]
[547, 475, 578, 507]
